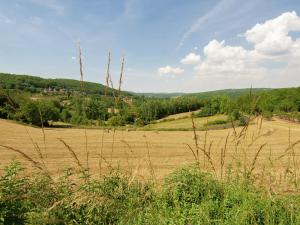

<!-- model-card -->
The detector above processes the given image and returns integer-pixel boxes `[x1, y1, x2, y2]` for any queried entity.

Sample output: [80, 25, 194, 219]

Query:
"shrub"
[60, 109, 72, 123]
[205, 119, 228, 126]
[239, 115, 249, 126]
[1, 161, 300, 224]
[17, 100, 60, 126]
[230, 109, 241, 121]
[162, 167, 223, 206]
[0, 161, 31, 224]
[107, 115, 125, 126]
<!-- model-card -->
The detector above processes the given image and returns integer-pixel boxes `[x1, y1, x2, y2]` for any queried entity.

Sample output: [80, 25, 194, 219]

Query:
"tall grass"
[1, 161, 300, 224]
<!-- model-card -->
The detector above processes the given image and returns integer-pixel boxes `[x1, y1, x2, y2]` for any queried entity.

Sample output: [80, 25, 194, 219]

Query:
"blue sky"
[0, 0, 300, 92]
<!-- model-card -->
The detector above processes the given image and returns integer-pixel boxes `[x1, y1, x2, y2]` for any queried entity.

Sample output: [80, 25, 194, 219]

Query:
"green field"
[144, 114, 228, 130]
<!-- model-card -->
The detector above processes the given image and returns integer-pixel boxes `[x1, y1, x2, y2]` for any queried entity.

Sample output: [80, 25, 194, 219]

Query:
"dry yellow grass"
[0, 118, 299, 188]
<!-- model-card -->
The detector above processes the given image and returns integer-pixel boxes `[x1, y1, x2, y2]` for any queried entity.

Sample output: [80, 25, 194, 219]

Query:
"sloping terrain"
[0, 118, 299, 183]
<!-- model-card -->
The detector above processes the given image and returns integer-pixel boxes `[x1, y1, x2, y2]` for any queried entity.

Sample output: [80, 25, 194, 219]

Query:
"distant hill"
[0, 73, 132, 96]
[186, 88, 271, 99]
[137, 92, 185, 98]
[0, 73, 292, 100]
[137, 88, 271, 99]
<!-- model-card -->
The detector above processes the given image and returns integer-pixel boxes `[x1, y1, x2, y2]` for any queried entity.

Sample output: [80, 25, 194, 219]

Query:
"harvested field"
[0, 118, 300, 188]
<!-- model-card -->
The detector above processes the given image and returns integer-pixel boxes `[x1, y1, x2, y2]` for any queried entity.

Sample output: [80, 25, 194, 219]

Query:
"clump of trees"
[0, 87, 299, 127]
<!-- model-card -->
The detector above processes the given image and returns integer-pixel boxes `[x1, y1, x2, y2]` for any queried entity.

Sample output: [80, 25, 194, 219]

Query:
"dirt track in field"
[0, 118, 299, 182]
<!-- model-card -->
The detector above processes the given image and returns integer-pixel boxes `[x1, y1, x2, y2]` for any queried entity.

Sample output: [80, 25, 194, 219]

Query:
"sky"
[0, 0, 300, 93]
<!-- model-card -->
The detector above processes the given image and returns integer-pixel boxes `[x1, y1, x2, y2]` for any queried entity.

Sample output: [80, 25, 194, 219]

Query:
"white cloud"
[191, 11, 300, 84]
[158, 65, 184, 75]
[71, 56, 76, 60]
[195, 40, 265, 78]
[245, 11, 300, 56]
[180, 53, 201, 65]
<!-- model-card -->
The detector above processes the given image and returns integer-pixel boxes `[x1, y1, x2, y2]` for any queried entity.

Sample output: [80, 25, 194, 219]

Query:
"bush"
[107, 115, 125, 126]
[162, 167, 223, 206]
[17, 100, 60, 126]
[0, 161, 31, 224]
[239, 115, 249, 126]
[60, 109, 72, 123]
[230, 109, 241, 121]
[205, 119, 228, 126]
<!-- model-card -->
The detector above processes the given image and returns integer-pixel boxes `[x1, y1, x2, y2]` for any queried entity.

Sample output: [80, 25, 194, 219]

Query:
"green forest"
[0, 73, 299, 127]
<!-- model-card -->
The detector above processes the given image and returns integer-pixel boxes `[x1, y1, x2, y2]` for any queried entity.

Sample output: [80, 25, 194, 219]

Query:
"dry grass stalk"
[98, 130, 105, 177]
[200, 146, 216, 175]
[230, 118, 237, 138]
[289, 128, 298, 187]
[118, 56, 125, 101]
[58, 138, 82, 168]
[191, 115, 200, 163]
[120, 140, 134, 154]
[0, 144, 44, 170]
[249, 143, 267, 174]
[203, 130, 208, 168]
[110, 129, 116, 163]
[104, 51, 116, 100]
[38, 106, 47, 158]
[258, 116, 263, 134]
[248, 129, 274, 149]
[185, 143, 199, 165]
[276, 140, 300, 160]
[97, 153, 114, 171]
[24, 126, 47, 170]
[144, 134, 156, 183]
[77, 42, 84, 92]
[109, 72, 116, 100]
[104, 51, 111, 97]
[76, 43, 89, 171]
[220, 133, 229, 179]
[189, 115, 217, 174]
[84, 129, 89, 170]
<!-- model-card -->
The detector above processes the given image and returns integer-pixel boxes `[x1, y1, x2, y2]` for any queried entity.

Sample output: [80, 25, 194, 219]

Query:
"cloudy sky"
[0, 0, 300, 92]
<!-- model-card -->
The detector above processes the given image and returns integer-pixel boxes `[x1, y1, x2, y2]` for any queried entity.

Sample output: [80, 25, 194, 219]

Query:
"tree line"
[0, 86, 299, 127]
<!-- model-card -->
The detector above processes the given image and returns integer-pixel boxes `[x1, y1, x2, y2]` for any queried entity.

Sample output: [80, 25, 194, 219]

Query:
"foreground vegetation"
[1, 161, 300, 225]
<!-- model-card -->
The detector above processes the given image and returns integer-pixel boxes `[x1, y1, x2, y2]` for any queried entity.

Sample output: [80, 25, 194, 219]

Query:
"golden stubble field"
[0, 118, 299, 187]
